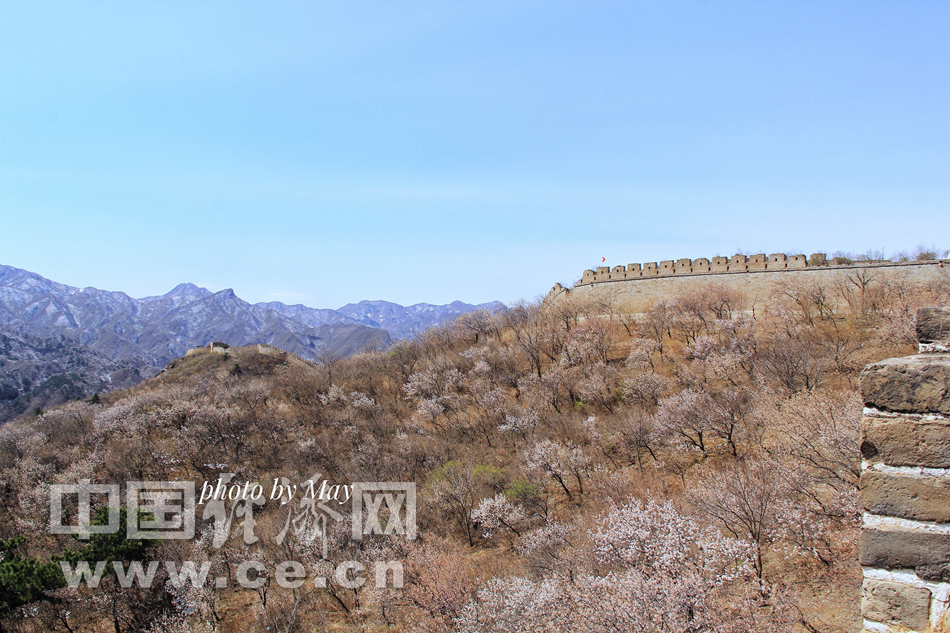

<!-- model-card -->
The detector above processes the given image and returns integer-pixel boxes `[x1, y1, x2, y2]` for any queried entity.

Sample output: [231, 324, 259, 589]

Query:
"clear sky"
[1, 2, 947, 307]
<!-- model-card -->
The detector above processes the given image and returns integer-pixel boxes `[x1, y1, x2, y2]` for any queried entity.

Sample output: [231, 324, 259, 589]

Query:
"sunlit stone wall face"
[859, 307, 950, 633]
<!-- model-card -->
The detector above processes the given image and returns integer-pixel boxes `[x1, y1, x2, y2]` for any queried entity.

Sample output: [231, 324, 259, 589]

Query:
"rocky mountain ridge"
[0, 264, 501, 421]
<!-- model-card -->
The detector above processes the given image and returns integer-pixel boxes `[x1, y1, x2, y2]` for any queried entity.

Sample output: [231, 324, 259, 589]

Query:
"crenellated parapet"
[578, 253, 807, 285]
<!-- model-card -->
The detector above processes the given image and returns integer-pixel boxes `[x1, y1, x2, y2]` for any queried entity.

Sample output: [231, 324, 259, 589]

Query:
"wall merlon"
[747, 253, 768, 271]
[711, 256, 730, 273]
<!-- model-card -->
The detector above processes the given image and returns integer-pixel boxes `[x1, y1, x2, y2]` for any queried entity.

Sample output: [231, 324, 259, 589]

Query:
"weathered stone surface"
[918, 307, 950, 344]
[916, 563, 950, 582]
[861, 416, 950, 468]
[860, 528, 950, 574]
[861, 355, 950, 415]
[861, 470, 950, 522]
[862, 579, 931, 631]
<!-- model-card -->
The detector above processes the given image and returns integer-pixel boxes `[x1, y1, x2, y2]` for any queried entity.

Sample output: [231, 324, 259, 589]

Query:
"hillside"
[0, 327, 149, 421]
[1, 269, 946, 632]
[553, 254, 950, 314]
[0, 265, 501, 420]
[119, 343, 314, 396]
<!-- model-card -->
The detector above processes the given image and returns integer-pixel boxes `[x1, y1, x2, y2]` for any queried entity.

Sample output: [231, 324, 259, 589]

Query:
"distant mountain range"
[0, 263, 501, 421]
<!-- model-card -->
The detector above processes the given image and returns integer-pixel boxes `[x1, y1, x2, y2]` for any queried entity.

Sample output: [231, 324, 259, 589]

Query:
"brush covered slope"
[0, 264, 501, 419]
[1, 269, 947, 632]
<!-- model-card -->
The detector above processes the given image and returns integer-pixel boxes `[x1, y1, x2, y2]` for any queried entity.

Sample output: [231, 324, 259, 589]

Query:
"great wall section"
[581, 252, 809, 283]
[547, 253, 950, 313]
[545, 255, 950, 630]
[859, 308, 950, 632]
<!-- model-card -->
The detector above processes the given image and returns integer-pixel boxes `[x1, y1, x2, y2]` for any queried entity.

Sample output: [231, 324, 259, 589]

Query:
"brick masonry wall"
[859, 307, 950, 632]
[579, 252, 808, 284]
[547, 260, 949, 314]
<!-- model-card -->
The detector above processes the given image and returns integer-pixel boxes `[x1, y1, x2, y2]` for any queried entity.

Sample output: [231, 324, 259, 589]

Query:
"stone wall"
[579, 252, 808, 284]
[575, 254, 950, 287]
[859, 307, 950, 632]
[550, 260, 949, 315]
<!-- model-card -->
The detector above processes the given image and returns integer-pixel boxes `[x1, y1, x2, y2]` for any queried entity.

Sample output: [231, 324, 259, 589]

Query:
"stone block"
[861, 469, 950, 522]
[916, 563, 950, 582]
[862, 579, 931, 631]
[918, 307, 950, 344]
[861, 415, 950, 468]
[861, 355, 950, 415]
[860, 528, 950, 574]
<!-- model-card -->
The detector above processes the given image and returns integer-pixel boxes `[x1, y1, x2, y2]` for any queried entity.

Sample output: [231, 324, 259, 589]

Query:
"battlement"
[579, 253, 807, 285]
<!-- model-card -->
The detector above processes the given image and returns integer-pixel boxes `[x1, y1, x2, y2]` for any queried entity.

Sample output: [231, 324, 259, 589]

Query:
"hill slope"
[0, 327, 149, 421]
[0, 264, 502, 420]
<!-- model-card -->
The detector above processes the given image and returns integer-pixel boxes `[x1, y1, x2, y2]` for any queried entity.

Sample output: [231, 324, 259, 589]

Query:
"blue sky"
[1, 2, 947, 307]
